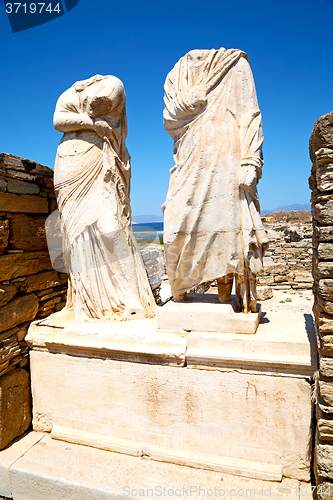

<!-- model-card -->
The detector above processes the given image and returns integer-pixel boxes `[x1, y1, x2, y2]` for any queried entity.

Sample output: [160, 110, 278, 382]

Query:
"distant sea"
[132, 222, 164, 240]
[132, 203, 311, 239]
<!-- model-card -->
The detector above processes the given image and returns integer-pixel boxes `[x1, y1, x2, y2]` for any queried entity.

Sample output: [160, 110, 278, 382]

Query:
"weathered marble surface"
[162, 48, 268, 313]
[157, 293, 261, 334]
[0, 431, 44, 498]
[53, 75, 155, 321]
[26, 312, 316, 482]
[0, 432, 314, 500]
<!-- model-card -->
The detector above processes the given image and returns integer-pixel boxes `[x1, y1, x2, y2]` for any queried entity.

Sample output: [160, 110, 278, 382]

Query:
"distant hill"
[261, 203, 311, 216]
[132, 214, 164, 223]
[261, 210, 311, 222]
[133, 204, 312, 223]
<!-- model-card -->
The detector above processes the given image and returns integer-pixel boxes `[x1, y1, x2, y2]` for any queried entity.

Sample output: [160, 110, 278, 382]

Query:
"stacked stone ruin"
[140, 246, 167, 304]
[0, 153, 68, 449]
[309, 112, 333, 495]
[140, 231, 314, 304]
[257, 230, 313, 297]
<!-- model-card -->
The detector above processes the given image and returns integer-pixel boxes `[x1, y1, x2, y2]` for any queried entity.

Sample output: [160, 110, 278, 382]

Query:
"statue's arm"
[234, 56, 264, 189]
[53, 89, 113, 140]
[164, 66, 206, 140]
[53, 110, 95, 133]
[53, 88, 94, 133]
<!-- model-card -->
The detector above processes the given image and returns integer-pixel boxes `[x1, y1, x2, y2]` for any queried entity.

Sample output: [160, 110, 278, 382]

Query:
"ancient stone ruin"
[0, 153, 68, 450]
[0, 71, 328, 499]
[257, 218, 313, 298]
[309, 111, 333, 496]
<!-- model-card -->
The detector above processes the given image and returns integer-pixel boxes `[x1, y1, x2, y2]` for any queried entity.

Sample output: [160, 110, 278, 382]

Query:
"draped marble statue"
[163, 49, 268, 313]
[53, 75, 155, 321]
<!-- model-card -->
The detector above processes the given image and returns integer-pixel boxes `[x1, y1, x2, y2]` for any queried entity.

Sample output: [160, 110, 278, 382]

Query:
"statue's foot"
[249, 298, 257, 313]
[239, 296, 257, 314]
[173, 292, 187, 302]
[217, 278, 233, 302]
[235, 277, 258, 313]
[218, 289, 232, 302]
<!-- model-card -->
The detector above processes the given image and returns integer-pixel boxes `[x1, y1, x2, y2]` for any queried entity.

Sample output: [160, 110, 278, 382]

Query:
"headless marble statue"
[162, 49, 268, 313]
[53, 74, 155, 321]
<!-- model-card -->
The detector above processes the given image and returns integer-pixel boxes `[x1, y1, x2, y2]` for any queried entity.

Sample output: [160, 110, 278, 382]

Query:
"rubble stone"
[314, 201, 333, 227]
[0, 294, 38, 334]
[0, 220, 9, 255]
[0, 251, 53, 281]
[6, 178, 40, 195]
[0, 368, 31, 449]
[23, 271, 65, 293]
[316, 436, 333, 481]
[0, 193, 48, 213]
[0, 283, 17, 308]
[256, 286, 273, 301]
[318, 243, 333, 260]
[8, 214, 47, 251]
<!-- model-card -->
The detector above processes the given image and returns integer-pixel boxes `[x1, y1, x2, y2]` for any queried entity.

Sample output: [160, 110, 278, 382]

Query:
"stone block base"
[26, 311, 317, 483]
[0, 432, 314, 500]
[157, 294, 261, 334]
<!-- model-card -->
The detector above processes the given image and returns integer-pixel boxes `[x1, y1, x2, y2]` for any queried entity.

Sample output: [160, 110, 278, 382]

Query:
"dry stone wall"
[309, 112, 333, 497]
[140, 245, 167, 304]
[257, 228, 313, 295]
[0, 153, 68, 449]
[139, 230, 314, 304]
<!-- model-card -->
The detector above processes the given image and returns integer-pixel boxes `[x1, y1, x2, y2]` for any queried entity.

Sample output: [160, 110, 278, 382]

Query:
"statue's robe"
[54, 75, 155, 320]
[163, 49, 268, 295]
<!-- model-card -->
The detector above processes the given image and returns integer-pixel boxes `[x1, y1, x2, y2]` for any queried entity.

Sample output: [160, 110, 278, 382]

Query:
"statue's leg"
[236, 279, 249, 313]
[235, 274, 257, 313]
[235, 279, 241, 309]
[249, 276, 257, 313]
[217, 275, 233, 302]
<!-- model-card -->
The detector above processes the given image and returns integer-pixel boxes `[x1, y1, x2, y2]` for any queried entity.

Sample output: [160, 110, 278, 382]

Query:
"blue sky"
[1, 0, 333, 216]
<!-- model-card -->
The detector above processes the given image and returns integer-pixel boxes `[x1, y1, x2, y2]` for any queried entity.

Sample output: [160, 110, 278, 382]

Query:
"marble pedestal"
[157, 294, 261, 334]
[26, 309, 317, 483]
[0, 432, 314, 500]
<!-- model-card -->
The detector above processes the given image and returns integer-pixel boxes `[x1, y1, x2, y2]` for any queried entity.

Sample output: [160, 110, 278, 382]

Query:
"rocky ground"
[206, 283, 314, 314]
[258, 288, 313, 314]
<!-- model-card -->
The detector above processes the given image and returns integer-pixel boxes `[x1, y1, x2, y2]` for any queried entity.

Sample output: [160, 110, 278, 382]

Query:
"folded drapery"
[163, 49, 268, 296]
[54, 75, 155, 321]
